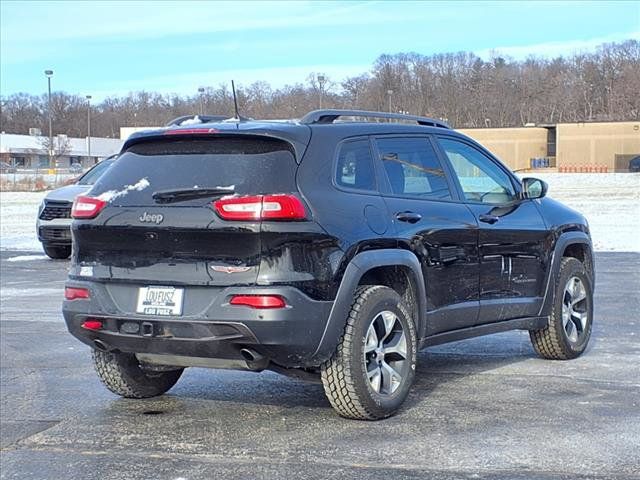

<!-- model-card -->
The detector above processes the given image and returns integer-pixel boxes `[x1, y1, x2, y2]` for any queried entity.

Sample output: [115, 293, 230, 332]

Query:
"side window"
[438, 138, 517, 204]
[376, 137, 451, 200]
[336, 139, 376, 191]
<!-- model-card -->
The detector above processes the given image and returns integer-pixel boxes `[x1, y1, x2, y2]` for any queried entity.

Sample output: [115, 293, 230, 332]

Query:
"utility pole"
[86, 95, 92, 163]
[44, 70, 54, 168]
[387, 89, 393, 113]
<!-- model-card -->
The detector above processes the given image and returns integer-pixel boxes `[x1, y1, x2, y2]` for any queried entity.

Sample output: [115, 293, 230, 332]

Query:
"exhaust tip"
[240, 348, 269, 371]
[240, 348, 259, 362]
[93, 339, 110, 352]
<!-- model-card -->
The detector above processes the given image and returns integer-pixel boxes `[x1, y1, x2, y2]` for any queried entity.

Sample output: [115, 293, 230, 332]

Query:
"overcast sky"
[1, 0, 638, 100]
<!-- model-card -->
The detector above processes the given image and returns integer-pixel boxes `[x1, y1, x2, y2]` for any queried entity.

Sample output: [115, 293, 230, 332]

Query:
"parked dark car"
[37, 156, 116, 259]
[629, 155, 640, 172]
[63, 110, 594, 419]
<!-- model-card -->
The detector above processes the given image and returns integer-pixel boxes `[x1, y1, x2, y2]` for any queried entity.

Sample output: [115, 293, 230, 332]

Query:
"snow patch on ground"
[1, 174, 639, 253]
[6, 254, 49, 262]
[528, 173, 640, 252]
[0, 191, 46, 252]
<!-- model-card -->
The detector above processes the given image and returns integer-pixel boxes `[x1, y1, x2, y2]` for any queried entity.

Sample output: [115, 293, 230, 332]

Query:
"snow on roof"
[0, 133, 123, 157]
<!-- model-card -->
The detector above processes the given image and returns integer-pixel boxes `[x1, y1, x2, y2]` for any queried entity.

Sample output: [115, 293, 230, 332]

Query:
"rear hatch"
[72, 135, 303, 287]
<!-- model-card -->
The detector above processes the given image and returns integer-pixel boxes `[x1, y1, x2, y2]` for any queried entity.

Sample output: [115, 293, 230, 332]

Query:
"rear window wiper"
[152, 186, 235, 203]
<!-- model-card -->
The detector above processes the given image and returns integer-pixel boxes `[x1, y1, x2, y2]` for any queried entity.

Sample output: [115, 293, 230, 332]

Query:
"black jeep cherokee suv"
[63, 109, 594, 420]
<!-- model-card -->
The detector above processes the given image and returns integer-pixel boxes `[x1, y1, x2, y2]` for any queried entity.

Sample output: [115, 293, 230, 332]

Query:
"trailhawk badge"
[139, 212, 164, 224]
[211, 265, 251, 274]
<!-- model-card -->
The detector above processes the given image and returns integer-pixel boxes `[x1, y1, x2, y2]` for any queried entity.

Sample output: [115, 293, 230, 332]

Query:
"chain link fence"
[0, 168, 82, 191]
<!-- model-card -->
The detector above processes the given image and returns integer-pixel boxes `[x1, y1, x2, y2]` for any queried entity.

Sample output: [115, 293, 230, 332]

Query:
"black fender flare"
[538, 231, 594, 317]
[311, 249, 426, 364]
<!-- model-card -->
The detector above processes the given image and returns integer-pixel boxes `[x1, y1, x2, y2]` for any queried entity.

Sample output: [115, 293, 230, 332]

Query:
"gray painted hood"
[44, 184, 92, 202]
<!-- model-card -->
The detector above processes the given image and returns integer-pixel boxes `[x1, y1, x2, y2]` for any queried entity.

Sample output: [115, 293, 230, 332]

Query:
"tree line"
[1, 39, 638, 138]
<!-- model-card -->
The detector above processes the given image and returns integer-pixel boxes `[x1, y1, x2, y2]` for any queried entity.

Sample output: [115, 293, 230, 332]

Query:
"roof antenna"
[228, 80, 249, 123]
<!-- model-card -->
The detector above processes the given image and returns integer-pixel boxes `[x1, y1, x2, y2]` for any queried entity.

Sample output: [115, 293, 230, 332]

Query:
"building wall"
[456, 127, 548, 171]
[1, 133, 123, 170]
[555, 122, 640, 171]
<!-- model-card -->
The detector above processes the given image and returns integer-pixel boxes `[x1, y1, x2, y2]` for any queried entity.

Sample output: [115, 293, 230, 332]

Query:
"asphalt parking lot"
[1, 250, 639, 479]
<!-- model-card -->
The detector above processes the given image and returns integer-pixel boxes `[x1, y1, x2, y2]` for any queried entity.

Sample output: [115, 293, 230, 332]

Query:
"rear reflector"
[229, 295, 287, 309]
[81, 319, 103, 330]
[72, 196, 107, 219]
[65, 287, 90, 300]
[164, 128, 220, 135]
[213, 194, 306, 221]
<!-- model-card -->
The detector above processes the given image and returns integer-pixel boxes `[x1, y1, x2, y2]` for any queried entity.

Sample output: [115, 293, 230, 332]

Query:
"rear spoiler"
[120, 128, 310, 164]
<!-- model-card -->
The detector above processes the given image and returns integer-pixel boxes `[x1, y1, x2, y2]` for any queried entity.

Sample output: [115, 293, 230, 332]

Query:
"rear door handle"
[395, 211, 422, 223]
[479, 214, 500, 224]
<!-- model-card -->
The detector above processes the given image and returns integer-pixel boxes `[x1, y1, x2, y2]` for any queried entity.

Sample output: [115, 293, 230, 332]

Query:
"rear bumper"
[62, 280, 334, 368]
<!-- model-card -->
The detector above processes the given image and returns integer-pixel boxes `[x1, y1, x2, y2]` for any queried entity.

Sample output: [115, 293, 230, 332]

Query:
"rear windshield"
[89, 137, 297, 206]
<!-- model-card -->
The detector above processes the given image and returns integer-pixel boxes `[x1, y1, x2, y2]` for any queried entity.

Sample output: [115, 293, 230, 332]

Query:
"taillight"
[81, 319, 103, 330]
[230, 295, 287, 309]
[65, 287, 90, 300]
[213, 194, 306, 221]
[72, 196, 107, 219]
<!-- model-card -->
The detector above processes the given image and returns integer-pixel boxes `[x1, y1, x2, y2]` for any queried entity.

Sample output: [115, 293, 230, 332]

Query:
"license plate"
[136, 286, 184, 316]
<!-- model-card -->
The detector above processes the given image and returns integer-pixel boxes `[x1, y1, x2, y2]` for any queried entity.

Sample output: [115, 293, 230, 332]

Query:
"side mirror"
[521, 177, 548, 199]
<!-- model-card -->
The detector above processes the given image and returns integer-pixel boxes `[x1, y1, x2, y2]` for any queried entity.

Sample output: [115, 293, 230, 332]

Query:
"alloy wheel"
[364, 310, 408, 395]
[561, 276, 589, 343]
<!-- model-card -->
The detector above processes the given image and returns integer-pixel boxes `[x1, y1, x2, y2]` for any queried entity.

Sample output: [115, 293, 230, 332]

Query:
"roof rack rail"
[165, 114, 229, 127]
[300, 109, 451, 129]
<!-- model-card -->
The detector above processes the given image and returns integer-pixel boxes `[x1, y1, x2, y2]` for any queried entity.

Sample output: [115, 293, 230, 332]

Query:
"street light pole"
[198, 87, 205, 116]
[86, 95, 92, 163]
[44, 70, 54, 168]
[387, 89, 393, 113]
[317, 74, 326, 109]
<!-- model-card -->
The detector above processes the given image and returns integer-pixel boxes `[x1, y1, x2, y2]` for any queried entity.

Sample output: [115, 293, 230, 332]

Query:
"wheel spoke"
[380, 311, 397, 342]
[565, 317, 578, 342]
[365, 324, 378, 353]
[368, 365, 382, 393]
[562, 304, 571, 328]
[383, 331, 407, 360]
[571, 310, 588, 331]
[380, 360, 402, 394]
[571, 283, 587, 307]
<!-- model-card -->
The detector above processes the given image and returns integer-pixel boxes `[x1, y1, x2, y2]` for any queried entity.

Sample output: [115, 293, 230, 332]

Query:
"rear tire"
[92, 350, 183, 398]
[321, 285, 417, 420]
[43, 244, 71, 259]
[530, 257, 593, 360]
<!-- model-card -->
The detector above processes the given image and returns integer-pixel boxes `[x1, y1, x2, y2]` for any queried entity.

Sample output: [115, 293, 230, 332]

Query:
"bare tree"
[37, 135, 72, 168]
[1, 39, 638, 136]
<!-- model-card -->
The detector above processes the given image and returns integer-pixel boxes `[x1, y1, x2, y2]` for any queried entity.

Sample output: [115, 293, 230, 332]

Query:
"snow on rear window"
[97, 177, 150, 202]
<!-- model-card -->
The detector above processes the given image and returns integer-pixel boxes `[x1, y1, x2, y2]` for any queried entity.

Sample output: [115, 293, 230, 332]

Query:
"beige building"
[555, 122, 640, 171]
[457, 126, 548, 171]
[459, 121, 640, 172]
